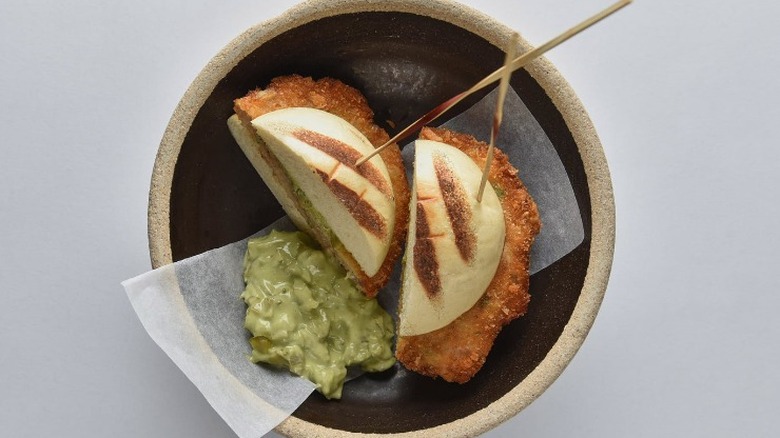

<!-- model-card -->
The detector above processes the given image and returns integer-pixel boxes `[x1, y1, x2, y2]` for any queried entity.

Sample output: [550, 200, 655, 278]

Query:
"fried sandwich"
[228, 75, 410, 297]
[396, 127, 541, 383]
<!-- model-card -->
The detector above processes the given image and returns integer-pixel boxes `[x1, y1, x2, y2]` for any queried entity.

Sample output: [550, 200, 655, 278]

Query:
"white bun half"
[398, 139, 505, 336]
[250, 107, 395, 276]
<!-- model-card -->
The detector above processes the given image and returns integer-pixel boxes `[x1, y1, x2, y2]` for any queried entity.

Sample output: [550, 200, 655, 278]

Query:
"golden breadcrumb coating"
[234, 75, 410, 297]
[395, 127, 541, 383]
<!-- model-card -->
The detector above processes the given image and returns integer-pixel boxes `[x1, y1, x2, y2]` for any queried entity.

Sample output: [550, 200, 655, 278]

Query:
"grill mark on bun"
[326, 162, 341, 180]
[315, 170, 388, 239]
[413, 203, 441, 298]
[293, 129, 392, 197]
[433, 153, 476, 263]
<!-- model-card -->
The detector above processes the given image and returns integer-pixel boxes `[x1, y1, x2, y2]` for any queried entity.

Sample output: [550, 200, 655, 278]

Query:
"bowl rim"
[148, 0, 616, 436]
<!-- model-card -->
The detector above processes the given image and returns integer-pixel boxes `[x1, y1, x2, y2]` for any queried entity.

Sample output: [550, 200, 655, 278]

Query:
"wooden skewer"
[477, 33, 518, 203]
[355, 0, 631, 167]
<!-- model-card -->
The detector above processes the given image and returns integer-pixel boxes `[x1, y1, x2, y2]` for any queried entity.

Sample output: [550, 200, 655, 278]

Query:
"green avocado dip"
[240, 230, 396, 399]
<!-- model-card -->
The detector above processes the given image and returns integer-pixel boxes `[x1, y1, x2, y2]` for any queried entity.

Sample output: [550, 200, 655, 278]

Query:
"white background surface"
[1, 0, 779, 436]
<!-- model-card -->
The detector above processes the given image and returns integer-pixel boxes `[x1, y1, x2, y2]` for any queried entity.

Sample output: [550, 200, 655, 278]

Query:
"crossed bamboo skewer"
[356, 1, 632, 199]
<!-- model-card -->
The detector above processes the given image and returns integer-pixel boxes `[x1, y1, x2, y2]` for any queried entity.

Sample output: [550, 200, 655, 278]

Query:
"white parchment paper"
[123, 217, 315, 438]
[122, 87, 584, 438]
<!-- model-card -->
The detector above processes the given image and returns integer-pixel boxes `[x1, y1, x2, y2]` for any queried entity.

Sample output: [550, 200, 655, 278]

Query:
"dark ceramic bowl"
[148, 0, 615, 436]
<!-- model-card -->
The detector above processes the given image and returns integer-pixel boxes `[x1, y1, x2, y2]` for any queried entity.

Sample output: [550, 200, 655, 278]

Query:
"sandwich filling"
[228, 115, 311, 233]
[398, 139, 506, 336]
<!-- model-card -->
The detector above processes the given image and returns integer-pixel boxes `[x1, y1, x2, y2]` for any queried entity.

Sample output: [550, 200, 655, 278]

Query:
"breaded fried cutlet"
[233, 75, 410, 297]
[395, 126, 541, 383]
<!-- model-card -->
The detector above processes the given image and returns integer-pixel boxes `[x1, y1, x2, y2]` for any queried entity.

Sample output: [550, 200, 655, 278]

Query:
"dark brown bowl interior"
[168, 11, 590, 434]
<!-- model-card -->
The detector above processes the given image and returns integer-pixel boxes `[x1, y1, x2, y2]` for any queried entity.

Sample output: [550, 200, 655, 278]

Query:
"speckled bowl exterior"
[148, 0, 616, 436]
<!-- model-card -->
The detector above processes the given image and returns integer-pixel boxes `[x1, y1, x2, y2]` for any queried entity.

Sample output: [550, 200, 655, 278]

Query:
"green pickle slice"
[241, 230, 395, 399]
